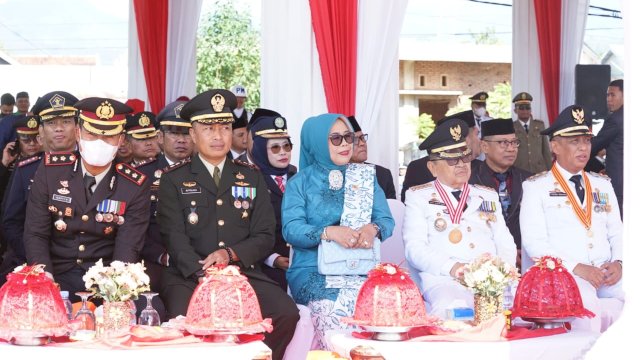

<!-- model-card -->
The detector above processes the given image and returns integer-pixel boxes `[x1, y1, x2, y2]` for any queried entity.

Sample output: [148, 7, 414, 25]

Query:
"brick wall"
[410, 61, 511, 96]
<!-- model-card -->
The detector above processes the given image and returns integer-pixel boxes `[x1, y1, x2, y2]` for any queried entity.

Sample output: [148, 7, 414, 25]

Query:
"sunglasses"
[517, 104, 531, 110]
[269, 142, 293, 154]
[355, 134, 369, 144]
[433, 153, 474, 166]
[328, 132, 355, 146]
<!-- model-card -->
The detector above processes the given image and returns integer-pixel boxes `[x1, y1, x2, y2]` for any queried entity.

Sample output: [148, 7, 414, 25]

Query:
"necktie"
[213, 166, 221, 187]
[524, 124, 529, 133]
[570, 175, 585, 203]
[495, 172, 511, 217]
[84, 174, 96, 199]
[452, 190, 467, 211]
[275, 175, 286, 193]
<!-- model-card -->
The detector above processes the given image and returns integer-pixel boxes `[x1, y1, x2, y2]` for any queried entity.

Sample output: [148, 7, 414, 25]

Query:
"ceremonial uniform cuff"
[441, 259, 457, 277]
[264, 253, 281, 268]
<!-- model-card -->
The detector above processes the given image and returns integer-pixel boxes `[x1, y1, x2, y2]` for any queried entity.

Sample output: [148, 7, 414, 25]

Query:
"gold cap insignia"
[480, 94, 486, 100]
[50, 94, 65, 109]
[139, 113, 151, 127]
[274, 117, 285, 129]
[572, 107, 585, 124]
[211, 94, 225, 112]
[450, 124, 462, 141]
[96, 101, 115, 120]
[521, 93, 527, 100]
[174, 103, 185, 118]
[27, 117, 38, 129]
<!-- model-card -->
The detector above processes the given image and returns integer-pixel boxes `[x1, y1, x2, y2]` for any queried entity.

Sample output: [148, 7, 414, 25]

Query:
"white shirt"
[229, 148, 245, 159]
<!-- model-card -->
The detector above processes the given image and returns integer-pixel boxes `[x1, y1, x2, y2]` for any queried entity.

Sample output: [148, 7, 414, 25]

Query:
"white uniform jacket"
[520, 166, 622, 272]
[403, 181, 517, 293]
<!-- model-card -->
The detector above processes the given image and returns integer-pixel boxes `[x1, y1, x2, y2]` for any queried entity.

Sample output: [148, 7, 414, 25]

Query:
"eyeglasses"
[433, 153, 474, 166]
[484, 139, 521, 149]
[517, 104, 531, 110]
[18, 136, 39, 144]
[355, 134, 369, 144]
[269, 142, 293, 154]
[328, 132, 355, 146]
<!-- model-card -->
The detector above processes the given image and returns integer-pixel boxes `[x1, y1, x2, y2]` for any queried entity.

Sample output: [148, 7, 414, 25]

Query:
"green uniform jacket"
[157, 155, 276, 288]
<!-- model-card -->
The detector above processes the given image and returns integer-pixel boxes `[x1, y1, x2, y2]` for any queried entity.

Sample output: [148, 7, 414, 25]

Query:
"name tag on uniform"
[181, 187, 202, 195]
[548, 191, 567, 197]
[428, 199, 446, 206]
[52, 194, 72, 203]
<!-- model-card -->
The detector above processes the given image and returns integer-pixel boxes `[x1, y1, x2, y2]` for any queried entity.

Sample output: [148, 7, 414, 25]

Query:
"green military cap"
[512, 92, 533, 104]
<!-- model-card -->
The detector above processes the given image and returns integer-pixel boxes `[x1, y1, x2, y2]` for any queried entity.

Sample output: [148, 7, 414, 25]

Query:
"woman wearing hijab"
[249, 108, 297, 291]
[282, 113, 394, 348]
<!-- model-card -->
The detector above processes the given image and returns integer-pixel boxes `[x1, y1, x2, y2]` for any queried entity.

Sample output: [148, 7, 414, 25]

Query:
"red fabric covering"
[125, 98, 146, 113]
[133, 0, 168, 114]
[533, 0, 562, 124]
[309, 0, 358, 115]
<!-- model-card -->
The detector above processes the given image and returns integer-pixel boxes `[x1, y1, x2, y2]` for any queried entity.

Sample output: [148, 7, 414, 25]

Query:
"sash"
[550, 164, 592, 232]
[434, 180, 470, 225]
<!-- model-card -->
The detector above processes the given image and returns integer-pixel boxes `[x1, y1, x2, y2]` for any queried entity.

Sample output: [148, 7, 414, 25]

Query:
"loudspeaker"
[575, 64, 611, 119]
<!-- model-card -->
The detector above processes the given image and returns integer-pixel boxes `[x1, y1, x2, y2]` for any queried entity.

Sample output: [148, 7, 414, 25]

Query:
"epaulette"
[163, 158, 191, 173]
[472, 184, 497, 193]
[526, 171, 548, 182]
[44, 152, 77, 166]
[17, 154, 42, 168]
[116, 162, 146, 186]
[132, 157, 157, 168]
[589, 171, 611, 181]
[233, 158, 259, 171]
[409, 183, 433, 192]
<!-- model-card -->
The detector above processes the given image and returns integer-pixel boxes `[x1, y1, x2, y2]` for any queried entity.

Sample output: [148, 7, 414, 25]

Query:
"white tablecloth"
[326, 329, 600, 360]
[0, 341, 271, 359]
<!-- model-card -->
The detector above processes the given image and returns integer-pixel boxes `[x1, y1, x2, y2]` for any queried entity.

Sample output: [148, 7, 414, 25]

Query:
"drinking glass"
[72, 291, 96, 339]
[138, 292, 161, 326]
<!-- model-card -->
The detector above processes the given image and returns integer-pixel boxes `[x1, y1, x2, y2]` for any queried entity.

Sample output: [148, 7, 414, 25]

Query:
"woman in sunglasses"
[249, 108, 297, 291]
[282, 113, 394, 349]
[403, 118, 516, 319]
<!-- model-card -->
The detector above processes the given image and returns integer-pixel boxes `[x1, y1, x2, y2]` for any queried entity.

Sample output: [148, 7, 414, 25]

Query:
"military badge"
[211, 93, 225, 112]
[449, 228, 462, 244]
[183, 181, 197, 187]
[139, 113, 151, 127]
[104, 226, 114, 235]
[274, 117, 285, 129]
[235, 172, 245, 180]
[242, 210, 249, 219]
[27, 117, 38, 129]
[450, 124, 462, 141]
[571, 107, 585, 124]
[235, 181, 249, 186]
[154, 170, 163, 178]
[64, 207, 73, 217]
[188, 212, 199, 225]
[96, 101, 115, 120]
[57, 187, 70, 195]
[434, 218, 447, 232]
[60, 180, 69, 188]
[50, 93, 65, 108]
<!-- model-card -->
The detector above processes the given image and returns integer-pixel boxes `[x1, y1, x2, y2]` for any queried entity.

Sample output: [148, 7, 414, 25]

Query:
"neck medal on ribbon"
[434, 180, 470, 244]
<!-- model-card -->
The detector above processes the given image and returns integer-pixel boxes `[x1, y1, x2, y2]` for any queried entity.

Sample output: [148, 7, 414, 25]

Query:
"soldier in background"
[124, 111, 161, 166]
[512, 92, 552, 173]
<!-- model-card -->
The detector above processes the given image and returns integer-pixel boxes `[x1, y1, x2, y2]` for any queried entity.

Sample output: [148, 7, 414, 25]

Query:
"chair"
[381, 199, 406, 265]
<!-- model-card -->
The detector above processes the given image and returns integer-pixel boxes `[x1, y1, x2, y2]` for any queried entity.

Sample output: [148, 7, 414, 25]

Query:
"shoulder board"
[116, 162, 146, 186]
[472, 184, 497, 193]
[409, 183, 433, 192]
[233, 159, 259, 171]
[526, 170, 548, 182]
[17, 154, 43, 168]
[45, 152, 77, 166]
[589, 171, 611, 181]
[132, 157, 157, 168]
[163, 158, 191, 173]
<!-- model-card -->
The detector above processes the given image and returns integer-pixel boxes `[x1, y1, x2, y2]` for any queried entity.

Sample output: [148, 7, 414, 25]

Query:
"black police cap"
[470, 92, 488, 103]
[75, 97, 132, 136]
[541, 105, 592, 138]
[419, 118, 469, 157]
[157, 100, 190, 128]
[31, 91, 79, 121]
[125, 111, 158, 139]
[180, 89, 236, 124]
[14, 115, 40, 135]
[347, 116, 362, 133]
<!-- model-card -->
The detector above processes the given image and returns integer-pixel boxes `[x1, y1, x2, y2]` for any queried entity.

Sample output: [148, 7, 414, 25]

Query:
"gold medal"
[95, 213, 104, 222]
[434, 218, 447, 232]
[104, 213, 114, 223]
[188, 212, 199, 225]
[449, 228, 462, 244]
[117, 216, 125, 225]
[587, 229, 593, 237]
[54, 219, 67, 232]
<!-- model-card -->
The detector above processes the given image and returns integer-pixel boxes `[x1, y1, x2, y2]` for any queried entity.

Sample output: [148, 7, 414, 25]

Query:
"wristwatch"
[371, 223, 381, 239]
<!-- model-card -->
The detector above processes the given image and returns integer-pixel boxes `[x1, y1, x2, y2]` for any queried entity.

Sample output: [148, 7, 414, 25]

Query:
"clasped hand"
[326, 224, 376, 249]
[574, 262, 622, 289]
[199, 249, 230, 270]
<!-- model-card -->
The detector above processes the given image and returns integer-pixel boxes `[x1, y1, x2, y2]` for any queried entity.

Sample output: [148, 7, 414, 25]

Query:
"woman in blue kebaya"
[281, 113, 394, 349]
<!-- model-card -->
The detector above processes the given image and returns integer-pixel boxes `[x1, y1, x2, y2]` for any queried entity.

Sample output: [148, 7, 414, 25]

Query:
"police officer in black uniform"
[24, 97, 151, 304]
[157, 89, 298, 360]
[124, 111, 160, 166]
[1, 92, 79, 283]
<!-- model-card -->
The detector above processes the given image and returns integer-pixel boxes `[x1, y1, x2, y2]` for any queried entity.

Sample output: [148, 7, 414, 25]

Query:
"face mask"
[79, 136, 118, 167]
[474, 107, 486, 117]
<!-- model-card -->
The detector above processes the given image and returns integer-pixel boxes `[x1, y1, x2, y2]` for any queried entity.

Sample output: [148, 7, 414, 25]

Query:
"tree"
[447, 82, 513, 119]
[471, 27, 499, 45]
[196, 0, 261, 109]
[412, 113, 436, 140]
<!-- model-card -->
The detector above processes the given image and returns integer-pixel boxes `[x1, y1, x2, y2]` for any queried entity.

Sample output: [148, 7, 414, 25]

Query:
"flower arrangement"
[459, 253, 519, 297]
[82, 259, 150, 302]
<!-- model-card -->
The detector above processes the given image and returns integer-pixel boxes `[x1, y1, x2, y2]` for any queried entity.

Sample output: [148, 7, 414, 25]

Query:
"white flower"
[546, 259, 556, 270]
[384, 264, 397, 275]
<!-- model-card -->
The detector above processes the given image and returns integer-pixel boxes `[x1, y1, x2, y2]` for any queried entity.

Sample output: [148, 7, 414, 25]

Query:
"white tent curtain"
[260, 0, 327, 167]
[355, 0, 408, 194]
[511, 0, 549, 125]
[127, 0, 149, 107]
[559, 0, 589, 110]
[165, 0, 202, 103]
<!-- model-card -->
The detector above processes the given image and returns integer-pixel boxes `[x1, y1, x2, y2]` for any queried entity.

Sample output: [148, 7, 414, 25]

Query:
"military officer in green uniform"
[157, 89, 298, 360]
[24, 97, 152, 304]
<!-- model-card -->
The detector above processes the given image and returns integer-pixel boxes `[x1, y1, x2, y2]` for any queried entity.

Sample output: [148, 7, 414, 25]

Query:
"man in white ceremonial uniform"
[520, 105, 623, 332]
[404, 118, 516, 318]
